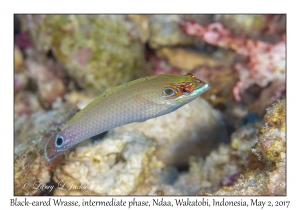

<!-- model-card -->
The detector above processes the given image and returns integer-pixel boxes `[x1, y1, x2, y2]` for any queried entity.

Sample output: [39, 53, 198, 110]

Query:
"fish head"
[158, 73, 210, 106]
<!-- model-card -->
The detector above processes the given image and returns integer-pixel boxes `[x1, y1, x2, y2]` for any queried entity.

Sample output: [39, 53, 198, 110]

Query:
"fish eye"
[55, 136, 64, 147]
[163, 87, 175, 96]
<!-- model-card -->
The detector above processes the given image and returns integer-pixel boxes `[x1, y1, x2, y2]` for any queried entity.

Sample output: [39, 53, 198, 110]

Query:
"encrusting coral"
[213, 99, 286, 195]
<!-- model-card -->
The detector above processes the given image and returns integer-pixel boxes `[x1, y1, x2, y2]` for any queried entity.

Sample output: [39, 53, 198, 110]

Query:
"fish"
[44, 73, 210, 162]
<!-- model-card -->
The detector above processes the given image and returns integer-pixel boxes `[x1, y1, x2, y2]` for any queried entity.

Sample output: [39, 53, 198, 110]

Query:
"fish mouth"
[193, 82, 210, 96]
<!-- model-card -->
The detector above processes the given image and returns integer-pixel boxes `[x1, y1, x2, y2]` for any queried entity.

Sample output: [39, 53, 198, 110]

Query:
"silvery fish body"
[44, 73, 210, 162]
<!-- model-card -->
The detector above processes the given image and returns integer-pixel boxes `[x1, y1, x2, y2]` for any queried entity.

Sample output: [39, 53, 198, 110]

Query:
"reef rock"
[53, 132, 163, 195]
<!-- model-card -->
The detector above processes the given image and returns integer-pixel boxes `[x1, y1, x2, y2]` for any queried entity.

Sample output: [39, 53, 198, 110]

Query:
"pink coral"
[182, 22, 285, 103]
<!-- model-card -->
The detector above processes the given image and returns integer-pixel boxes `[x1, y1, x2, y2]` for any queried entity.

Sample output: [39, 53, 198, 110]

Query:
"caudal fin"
[44, 135, 63, 162]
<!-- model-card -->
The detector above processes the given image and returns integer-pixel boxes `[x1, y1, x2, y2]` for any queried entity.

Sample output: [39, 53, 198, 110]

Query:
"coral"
[111, 98, 227, 166]
[19, 15, 145, 95]
[230, 122, 265, 171]
[52, 132, 162, 195]
[213, 170, 270, 195]
[233, 38, 285, 102]
[230, 123, 260, 153]
[182, 21, 286, 114]
[213, 99, 286, 195]
[213, 164, 286, 196]
[183, 21, 285, 91]
[255, 99, 286, 164]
